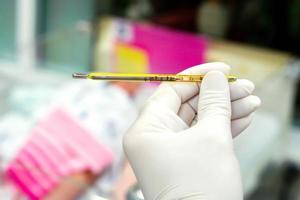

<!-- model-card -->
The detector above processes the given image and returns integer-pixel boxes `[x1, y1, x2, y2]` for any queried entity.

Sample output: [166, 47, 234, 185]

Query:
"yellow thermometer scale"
[72, 72, 237, 82]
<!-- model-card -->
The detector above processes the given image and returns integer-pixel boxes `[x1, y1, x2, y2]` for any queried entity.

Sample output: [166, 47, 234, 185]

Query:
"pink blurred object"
[117, 20, 208, 73]
[5, 108, 114, 200]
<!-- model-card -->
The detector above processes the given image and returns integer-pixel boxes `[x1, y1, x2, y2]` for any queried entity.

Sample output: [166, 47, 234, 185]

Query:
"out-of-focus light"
[89, 195, 108, 200]
[136, 189, 144, 199]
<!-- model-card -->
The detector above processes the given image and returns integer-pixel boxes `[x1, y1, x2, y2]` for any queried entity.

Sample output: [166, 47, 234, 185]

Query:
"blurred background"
[1, 0, 300, 199]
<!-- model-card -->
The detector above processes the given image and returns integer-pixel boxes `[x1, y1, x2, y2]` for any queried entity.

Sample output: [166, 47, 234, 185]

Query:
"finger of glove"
[231, 113, 254, 137]
[143, 62, 230, 115]
[230, 79, 255, 101]
[180, 95, 259, 126]
[177, 99, 197, 126]
[197, 71, 231, 125]
[189, 113, 254, 137]
[178, 79, 255, 124]
[231, 95, 261, 120]
[177, 95, 198, 125]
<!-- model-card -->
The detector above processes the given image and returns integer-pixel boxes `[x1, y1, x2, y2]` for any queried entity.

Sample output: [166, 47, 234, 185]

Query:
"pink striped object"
[5, 108, 114, 200]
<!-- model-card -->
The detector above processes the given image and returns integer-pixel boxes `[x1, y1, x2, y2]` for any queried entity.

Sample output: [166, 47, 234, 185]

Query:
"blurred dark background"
[104, 0, 300, 55]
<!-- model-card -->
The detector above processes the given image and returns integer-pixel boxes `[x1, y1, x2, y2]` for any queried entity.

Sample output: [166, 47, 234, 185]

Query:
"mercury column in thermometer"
[72, 72, 237, 82]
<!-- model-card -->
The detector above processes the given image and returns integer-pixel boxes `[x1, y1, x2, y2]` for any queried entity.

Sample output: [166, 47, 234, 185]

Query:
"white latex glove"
[123, 63, 261, 200]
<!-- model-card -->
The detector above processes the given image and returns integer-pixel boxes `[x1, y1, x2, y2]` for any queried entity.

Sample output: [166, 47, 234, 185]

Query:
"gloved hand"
[123, 63, 261, 200]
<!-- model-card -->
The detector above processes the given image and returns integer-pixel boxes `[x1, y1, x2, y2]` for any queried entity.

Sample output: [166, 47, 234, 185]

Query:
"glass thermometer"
[72, 72, 237, 82]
